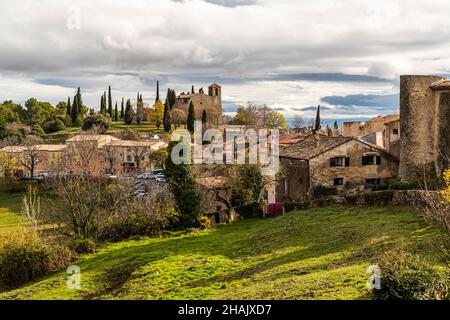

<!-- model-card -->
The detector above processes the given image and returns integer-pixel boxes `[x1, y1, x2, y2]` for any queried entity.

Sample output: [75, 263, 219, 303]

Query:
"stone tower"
[399, 75, 450, 180]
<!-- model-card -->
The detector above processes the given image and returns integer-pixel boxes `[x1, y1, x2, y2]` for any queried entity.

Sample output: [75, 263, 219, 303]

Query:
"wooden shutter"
[345, 157, 350, 167]
[376, 156, 381, 165]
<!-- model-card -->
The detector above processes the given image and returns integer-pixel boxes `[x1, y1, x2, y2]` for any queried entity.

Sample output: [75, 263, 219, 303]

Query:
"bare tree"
[18, 136, 43, 179]
[293, 115, 304, 129]
[130, 146, 151, 173]
[100, 145, 119, 175]
[22, 185, 41, 229]
[170, 109, 187, 129]
[64, 135, 101, 176]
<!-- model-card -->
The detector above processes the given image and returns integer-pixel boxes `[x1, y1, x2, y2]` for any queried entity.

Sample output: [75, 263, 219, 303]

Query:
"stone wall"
[398, 75, 450, 181]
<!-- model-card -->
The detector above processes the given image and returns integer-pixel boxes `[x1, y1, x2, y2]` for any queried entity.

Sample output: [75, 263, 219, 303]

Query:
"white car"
[156, 177, 166, 183]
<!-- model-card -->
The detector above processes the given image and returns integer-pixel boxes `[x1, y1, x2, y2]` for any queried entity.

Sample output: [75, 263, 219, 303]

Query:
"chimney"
[315, 133, 320, 148]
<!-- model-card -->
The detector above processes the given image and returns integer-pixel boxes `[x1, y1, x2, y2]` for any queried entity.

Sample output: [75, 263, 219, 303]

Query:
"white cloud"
[1, 0, 450, 118]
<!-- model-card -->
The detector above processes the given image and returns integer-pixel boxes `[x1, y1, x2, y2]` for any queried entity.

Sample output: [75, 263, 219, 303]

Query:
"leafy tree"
[187, 101, 195, 133]
[124, 99, 134, 125]
[149, 99, 164, 130]
[227, 165, 265, 210]
[163, 99, 171, 132]
[149, 147, 168, 169]
[233, 103, 261, 126]
[82, 114, 111, 133]
[171, 109, 187, 129]
[108, 86, 113, 117]
[266, 111, 288, 129]
[165, 141, 201, 227]
[43, 119, 66, 134]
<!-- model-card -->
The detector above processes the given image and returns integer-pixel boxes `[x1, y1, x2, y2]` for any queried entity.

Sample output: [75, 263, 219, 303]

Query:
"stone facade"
[0, 135, 167, 177]
[174, 83, 222, 124]
[276, 135, 399, 201]
[399, 75, 450, 180]
[309, 139, 398, 190]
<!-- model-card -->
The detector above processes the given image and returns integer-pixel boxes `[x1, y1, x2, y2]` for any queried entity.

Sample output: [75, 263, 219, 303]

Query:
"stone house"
[343, 114, 400, 157]
[0, 144, 66, 177]
[275, 134, 399, 202]
[0, 135, 167, 177]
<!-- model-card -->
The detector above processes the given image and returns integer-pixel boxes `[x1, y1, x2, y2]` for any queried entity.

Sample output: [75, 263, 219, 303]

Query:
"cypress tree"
[100, 95, 105, 114]
[187, 101, 195, 133]
[121, 97, 125, 119]
[191, 85, 195, 94]
[108, 86, 113, 117]
[66, 97, 71, 116]
[124, 99, 133, 125]
[163, 98, 171, 132]
[155, 80, 160, 103]
[114, 102, 118, 122]
[314, 105, 321, 132]
[169, 89, 177, 110]
[71, 93, 78, 124]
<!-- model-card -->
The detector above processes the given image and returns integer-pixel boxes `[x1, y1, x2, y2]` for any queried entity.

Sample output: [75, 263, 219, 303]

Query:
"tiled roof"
[107, 140, 167, 148]
[66, 135, 120, 142]
[280, 135, 353, 160]
[36, 145, 66, 152]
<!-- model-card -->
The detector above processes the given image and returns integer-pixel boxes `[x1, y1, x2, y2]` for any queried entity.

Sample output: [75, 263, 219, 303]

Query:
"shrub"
[388, 178, 419, 191]
[82, 114, 111, 133]
[97, 189, 178, 242]
[372, 250, 448, 300]
[313, 185, 338, 197]
[0, 229, 76, 289]
[31, 125, 45, 137]
[198, 216, 213, 229]
[43, 119, 66, 134]
[68, 238, 96, 254]
[364, 190, 394, 206]
[266, 203, 284, 217]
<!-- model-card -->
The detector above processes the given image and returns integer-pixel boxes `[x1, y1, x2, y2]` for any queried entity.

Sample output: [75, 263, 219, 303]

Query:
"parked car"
[156, 177, 166, 183]
[137, 172, 153, 179]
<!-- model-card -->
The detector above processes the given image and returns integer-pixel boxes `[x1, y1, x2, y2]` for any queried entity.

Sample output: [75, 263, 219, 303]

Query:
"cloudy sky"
[2, 0, 450, 122]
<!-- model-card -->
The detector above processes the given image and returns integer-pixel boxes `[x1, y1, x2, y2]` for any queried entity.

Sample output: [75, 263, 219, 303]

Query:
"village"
[1, 75, 448, 213]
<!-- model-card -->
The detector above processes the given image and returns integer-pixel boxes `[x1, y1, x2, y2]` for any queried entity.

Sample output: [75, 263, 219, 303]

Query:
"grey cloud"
[320, 94, 399, 110]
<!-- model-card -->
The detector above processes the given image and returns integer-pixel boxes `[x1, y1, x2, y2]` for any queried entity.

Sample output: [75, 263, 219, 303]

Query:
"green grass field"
[0, 193, 23, 232]
[0, 206, 444, 300]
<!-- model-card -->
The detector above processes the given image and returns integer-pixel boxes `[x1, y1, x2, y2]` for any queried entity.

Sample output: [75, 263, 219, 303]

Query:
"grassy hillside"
[0, 193, 23, 232]
[0, 206, 444, 300]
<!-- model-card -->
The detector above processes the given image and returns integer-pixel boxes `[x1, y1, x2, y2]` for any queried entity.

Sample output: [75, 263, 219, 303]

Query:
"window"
[366, 178, 381, 185]
[334, 178, 344, 186]
[393, 129, 399, 135]
[330, 157, 350, 167]
[362, 155, 381, 166]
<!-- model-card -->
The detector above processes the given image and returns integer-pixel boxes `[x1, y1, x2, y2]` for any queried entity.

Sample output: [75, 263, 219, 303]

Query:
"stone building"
[174, 83, 222, 124]
[399, 75, 450, 180]
[276, 134, 399, 202]
[0, 135, 167, 177]
[343, 114, 400, 156]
